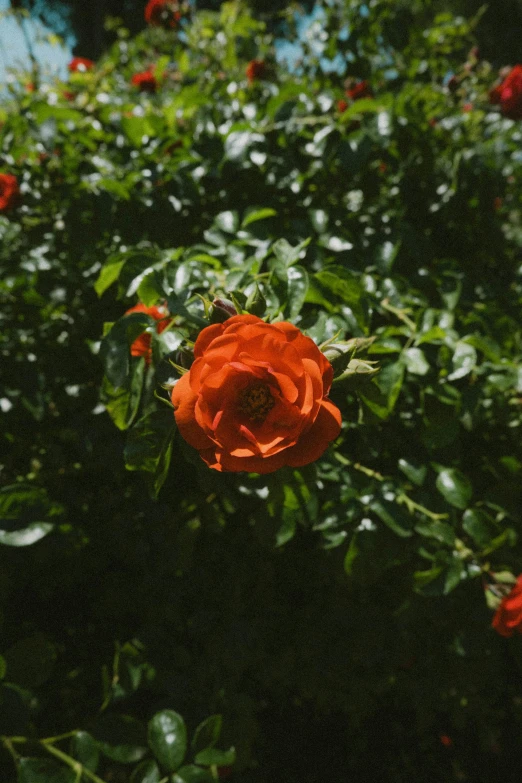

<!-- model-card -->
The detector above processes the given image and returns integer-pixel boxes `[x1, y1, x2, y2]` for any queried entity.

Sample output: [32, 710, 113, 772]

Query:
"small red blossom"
[125, 304, 172, 364]
[494, 196, 503, 211]
[246, 60, 267, 83]
[492, 574, 522, 637]
[145, 0, 183, 28]
[428, 117, 438, 127]
[489, 65, 522, 120]
[131, 69, 158, 93]
[68, 57, 95, 73]
[63, 90, 76, 102]
[378, 161, 387, 174]
[462, 102, 473, 112]
[440, 735, 453, 748]
[337, 99, 348, 113]
[0, 173, 20, 212]
[346, 80, 372, 101]
[25, 82, 35, 93]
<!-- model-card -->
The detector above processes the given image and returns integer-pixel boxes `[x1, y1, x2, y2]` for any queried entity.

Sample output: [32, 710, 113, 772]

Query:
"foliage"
[1, 1, 522, 780]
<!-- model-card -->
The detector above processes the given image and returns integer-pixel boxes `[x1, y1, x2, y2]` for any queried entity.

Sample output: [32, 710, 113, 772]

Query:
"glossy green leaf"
[130, 760, 162, 783]
[92, 714, 148, 764]
[148, 710, 187, 772]
[17, 759, 75, 783]
[436, 469, 472, 510]
[70, 732, 99, 773]
[191, 715, 223, 754]
[194, 747, 236, 766]
[172, 766, 214, 783]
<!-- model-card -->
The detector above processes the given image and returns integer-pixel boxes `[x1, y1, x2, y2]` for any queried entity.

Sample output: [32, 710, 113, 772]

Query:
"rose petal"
[172, 374, 215, 450]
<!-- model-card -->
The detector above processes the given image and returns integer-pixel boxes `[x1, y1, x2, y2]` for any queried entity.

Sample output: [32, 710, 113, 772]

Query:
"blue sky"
[0, 0, 72, 86]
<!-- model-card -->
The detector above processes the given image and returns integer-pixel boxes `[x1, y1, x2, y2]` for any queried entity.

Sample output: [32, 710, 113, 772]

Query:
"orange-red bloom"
[0, 174, 19, 211]
[145, 0, 182, 28]
[68, 57, 95, 73]
[337, 99, 348, 113]
[492, 575, 522, 637]
[346, 80, 372, 101]
[246, 60, 267, 83]
[489, 65, 522, 119]
[172, 315, 341, 473]
[131, 69, 158, 92]
[125, 303, 172, 364]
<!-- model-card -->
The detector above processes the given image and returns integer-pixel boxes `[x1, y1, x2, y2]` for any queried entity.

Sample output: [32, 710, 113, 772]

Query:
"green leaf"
[70, 732, 99, 773]
[0, 521, 54, 547]
[92, 714, 148, 764]
[3, 634, 56, 689]
[94, 257, 126, 296]
[148, 710, 187, 773]
[414, 521, 455, 547]
[370, 500, 413, 538]
[18, 758, 76, 783]
[172, 766, 214, 783]
[272, 238, 311, 268]
[447, 341, 477, 381]
[0, 655, 6, 680]
[194, 748, 236, 766]
[343, 534, 359, 575]
[286, 265, 309, 319]
[360, 362, 404, 418]
[191, 715, 223, 754]
[462, 509, 494, 547]
[436, 469, 472, 510]
[241, 208, 277, 228]
[100, 312, 154, 390]
[398, 459, 427, 487]
[130, 760, 162, 783]
[403, 347, 429, 376]
[215, 211, 239, 233]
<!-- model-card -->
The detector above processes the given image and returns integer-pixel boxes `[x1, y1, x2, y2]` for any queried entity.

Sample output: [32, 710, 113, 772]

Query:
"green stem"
[43, 743, 106, 783]
[396, 492, 448, 521]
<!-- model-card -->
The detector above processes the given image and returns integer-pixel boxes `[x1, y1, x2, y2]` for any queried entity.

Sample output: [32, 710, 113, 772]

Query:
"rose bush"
[172, 315, 341, 473]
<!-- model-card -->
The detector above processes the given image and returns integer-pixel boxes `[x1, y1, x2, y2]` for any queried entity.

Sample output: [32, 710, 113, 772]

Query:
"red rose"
[489, 65, 522, 120]
[346, 80, 372, 101]
[68, 57, 95, 73]
[131, 69, 158, 92]
[145, 0, 183, 28]
[492, 574, 522, 637]
[125, 303, 172, 364]
[0, 174, 20, 211]
[337, 99, 348, 113]
[172, 314, 341, 474]
[246, 60, 267, 83]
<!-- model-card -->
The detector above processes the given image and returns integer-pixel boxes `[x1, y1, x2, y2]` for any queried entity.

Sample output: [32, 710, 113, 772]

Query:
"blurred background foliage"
[1, 0, 522, 781]
[15, 0, 522, 63]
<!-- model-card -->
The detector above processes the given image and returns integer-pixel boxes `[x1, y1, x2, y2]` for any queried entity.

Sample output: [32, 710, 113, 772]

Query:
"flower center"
[238, 383, 275, 422]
